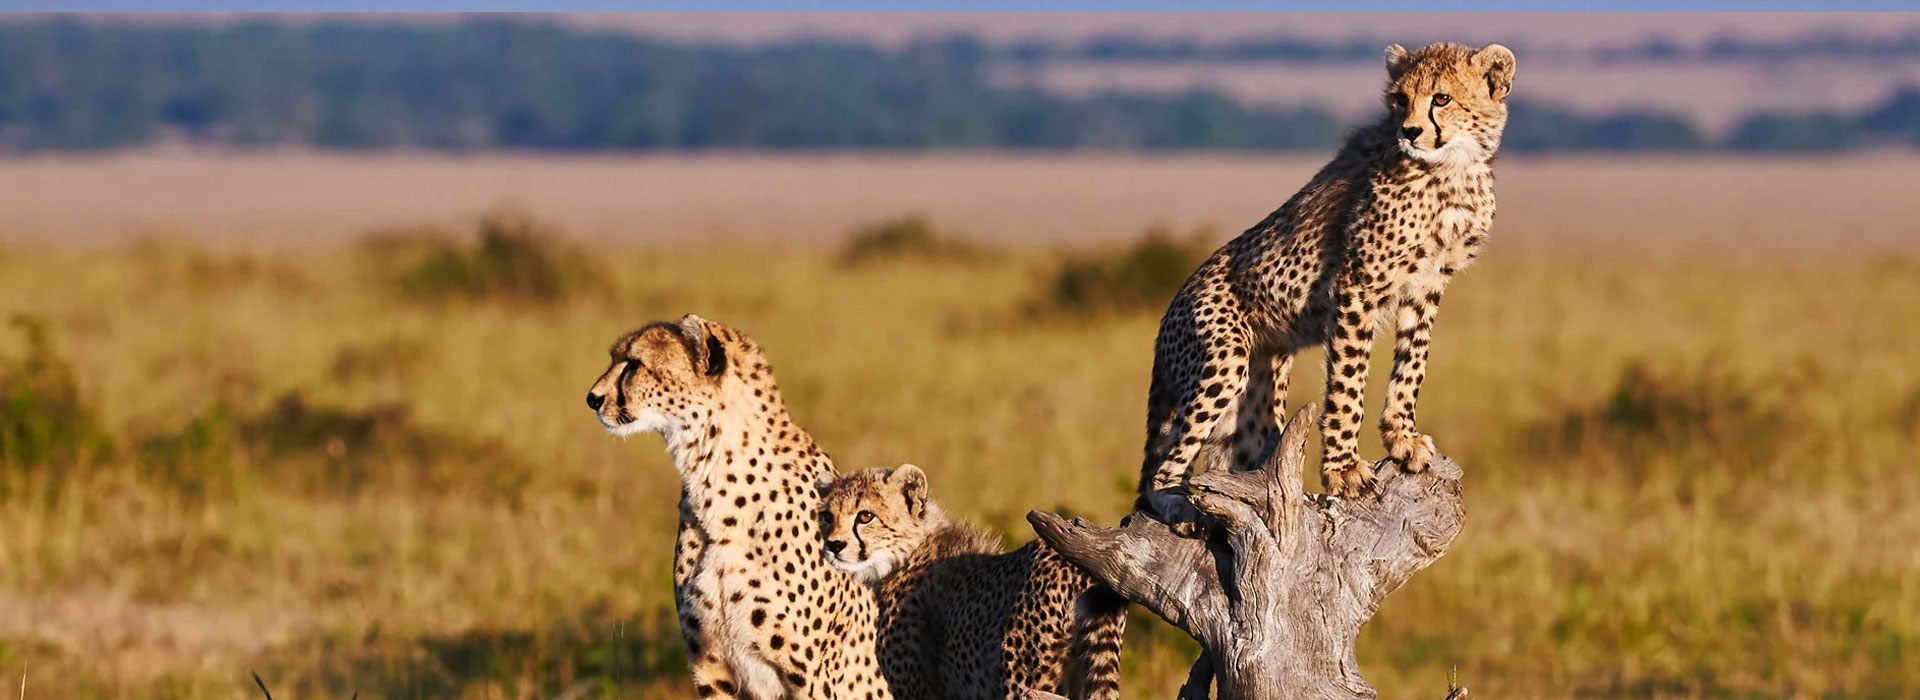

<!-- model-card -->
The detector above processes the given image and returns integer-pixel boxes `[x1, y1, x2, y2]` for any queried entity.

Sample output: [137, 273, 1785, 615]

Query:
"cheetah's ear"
[813, 469, 839, 499]
[1383, 44, 1411, 78]
[889, 464, 929, 519]
[1472, 44, 1516, 101]
[677, 314, 728, 380]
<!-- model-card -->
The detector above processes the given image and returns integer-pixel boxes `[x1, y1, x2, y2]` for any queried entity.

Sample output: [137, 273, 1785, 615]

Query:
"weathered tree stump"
[1029, 407, 1467, 700]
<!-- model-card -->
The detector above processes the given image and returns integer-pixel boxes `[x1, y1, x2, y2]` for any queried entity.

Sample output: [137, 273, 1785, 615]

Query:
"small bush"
[370, 207, 600, 304]
[1039, 226, 1214, 316]
[235, 392, 532, 501]
[0, 314, 115, 476]
[138, 404, 243, 500]
[837, 214, 985, 266]
[137, 391, 532, 503]
[1525, 362, 1796, 466]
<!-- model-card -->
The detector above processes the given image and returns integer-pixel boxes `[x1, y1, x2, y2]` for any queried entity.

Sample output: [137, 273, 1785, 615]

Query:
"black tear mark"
[705, 333, 727, 378]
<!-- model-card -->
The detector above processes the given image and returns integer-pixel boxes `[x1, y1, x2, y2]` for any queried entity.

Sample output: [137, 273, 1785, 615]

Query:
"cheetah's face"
[585, 314, 729, 442]
[820, 465, 938, 583]
[1383, 43, 1515, 166]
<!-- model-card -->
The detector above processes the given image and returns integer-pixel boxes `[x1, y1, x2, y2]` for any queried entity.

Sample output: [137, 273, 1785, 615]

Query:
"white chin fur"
[830, 552, 897, 583]
[1398, 136, 1483, 166]
[602, 410, 676, 438]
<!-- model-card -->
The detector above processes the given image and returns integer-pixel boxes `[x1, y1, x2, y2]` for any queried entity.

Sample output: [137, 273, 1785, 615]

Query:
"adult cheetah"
[819, 465, 1126, 700]
[586, 315, 893, 700]
[1139, 42, 1515, 523]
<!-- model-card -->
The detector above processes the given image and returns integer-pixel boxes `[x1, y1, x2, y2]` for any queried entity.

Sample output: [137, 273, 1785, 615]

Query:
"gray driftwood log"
[1027, 407, 1468, 700]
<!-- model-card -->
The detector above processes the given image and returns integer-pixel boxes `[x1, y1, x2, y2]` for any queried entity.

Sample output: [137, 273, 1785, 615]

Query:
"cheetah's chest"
[1407, 168, 1494, 277]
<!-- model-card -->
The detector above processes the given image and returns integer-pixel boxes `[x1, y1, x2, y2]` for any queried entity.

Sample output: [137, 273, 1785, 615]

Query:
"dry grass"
[0, 156, 1916, 699]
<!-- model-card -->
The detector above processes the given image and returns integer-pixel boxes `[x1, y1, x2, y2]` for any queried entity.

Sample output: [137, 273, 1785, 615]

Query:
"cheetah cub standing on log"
[821, 465, 1127, 700]
[1139, 43, 1515, 522]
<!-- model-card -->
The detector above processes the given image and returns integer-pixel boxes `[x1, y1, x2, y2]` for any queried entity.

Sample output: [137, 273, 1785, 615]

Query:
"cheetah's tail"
[1064, 584, 1129, 700]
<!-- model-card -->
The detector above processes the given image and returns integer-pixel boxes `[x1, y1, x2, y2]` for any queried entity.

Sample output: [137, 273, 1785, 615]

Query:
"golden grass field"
[0, 154, 1917, 699]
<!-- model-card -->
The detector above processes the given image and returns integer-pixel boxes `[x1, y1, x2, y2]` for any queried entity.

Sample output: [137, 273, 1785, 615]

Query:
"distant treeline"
[1006, 30, 1920, 65]
[2, 18, 1918, 153]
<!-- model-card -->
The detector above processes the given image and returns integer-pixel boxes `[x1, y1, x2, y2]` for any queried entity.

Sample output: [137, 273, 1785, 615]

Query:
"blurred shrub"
[142, 390, 533, 502]
[837, 214, 987, 266]
[241, 393, 531, 501]
[0, 311, 525, 501]
[367, 208, 601, 304]
[0, 314, 116, 476]
[1525, 362, 1797, 468]
[137, 391, 532, 503]
[1037, 226, 1214, 316]
[137, 404, 243, 500]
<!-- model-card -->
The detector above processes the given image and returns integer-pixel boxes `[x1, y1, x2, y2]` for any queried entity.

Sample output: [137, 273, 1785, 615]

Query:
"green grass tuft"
[370, 207, 602, 304]
[1040, 226, 1215, 316]
[837, 214, 989, 266]
[0, 314, 116, 477]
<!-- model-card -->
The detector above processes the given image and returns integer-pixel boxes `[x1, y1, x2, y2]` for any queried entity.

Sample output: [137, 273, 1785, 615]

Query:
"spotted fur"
[587, 315, 893, 700]
[1138, 43, 1514, 520]
[821, 466, 1127, 700]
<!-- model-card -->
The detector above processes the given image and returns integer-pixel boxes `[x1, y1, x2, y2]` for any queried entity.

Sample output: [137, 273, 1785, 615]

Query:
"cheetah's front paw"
[1384, 428, 1437, 473]
[1320, 457, 1378, 499]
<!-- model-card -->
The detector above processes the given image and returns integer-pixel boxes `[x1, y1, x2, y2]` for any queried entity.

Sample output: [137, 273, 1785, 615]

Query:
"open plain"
[0, 153, 1915, 699]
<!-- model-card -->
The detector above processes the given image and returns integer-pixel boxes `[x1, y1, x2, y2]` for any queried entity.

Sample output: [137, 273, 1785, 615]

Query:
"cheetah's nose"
[1401, 125, 1424, 141]
[586, 392, 605, 410]
[825, 540, 848, 555]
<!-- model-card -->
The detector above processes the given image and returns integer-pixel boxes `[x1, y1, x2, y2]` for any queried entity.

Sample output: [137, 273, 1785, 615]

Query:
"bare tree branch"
[1031, 406, 1467, 700]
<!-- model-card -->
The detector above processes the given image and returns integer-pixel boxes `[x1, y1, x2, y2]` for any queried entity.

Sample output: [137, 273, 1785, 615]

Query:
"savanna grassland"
[0, 155, 1917, 700]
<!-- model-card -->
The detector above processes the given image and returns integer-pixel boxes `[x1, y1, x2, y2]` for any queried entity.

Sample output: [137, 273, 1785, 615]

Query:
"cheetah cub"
[821, 465, 1127, 700]
[1139, 42, 1515, 522]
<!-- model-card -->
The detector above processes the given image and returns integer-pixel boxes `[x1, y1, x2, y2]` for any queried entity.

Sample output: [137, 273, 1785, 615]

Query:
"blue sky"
[4, 1, 1916, 10]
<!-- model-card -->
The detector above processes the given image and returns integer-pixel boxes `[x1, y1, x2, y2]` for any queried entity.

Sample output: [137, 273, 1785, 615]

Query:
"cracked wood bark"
[1028, 407, 1467, 700]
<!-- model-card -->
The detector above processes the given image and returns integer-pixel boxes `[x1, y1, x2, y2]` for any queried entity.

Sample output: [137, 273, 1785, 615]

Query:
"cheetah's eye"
[857, 511, 875, 524]
[1432, 94, 1452, 107]
[1392, 93, 1409, 108]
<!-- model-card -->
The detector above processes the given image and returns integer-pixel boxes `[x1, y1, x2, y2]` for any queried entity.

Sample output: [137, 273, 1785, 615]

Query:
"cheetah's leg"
[677, 599, 745, 700]
[672, 494, 702, 592]
[1139, 307, 1253, 528]
[1381, 286, 1444, 473]
[1220, 349, 1278, 474]
[1245, 351, 1295, 469]
[1271, 351, 1294, 422]
[673, 509, 745, 699]
[1320, 279, 1390, 497]
[877, 589, 936, 700]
